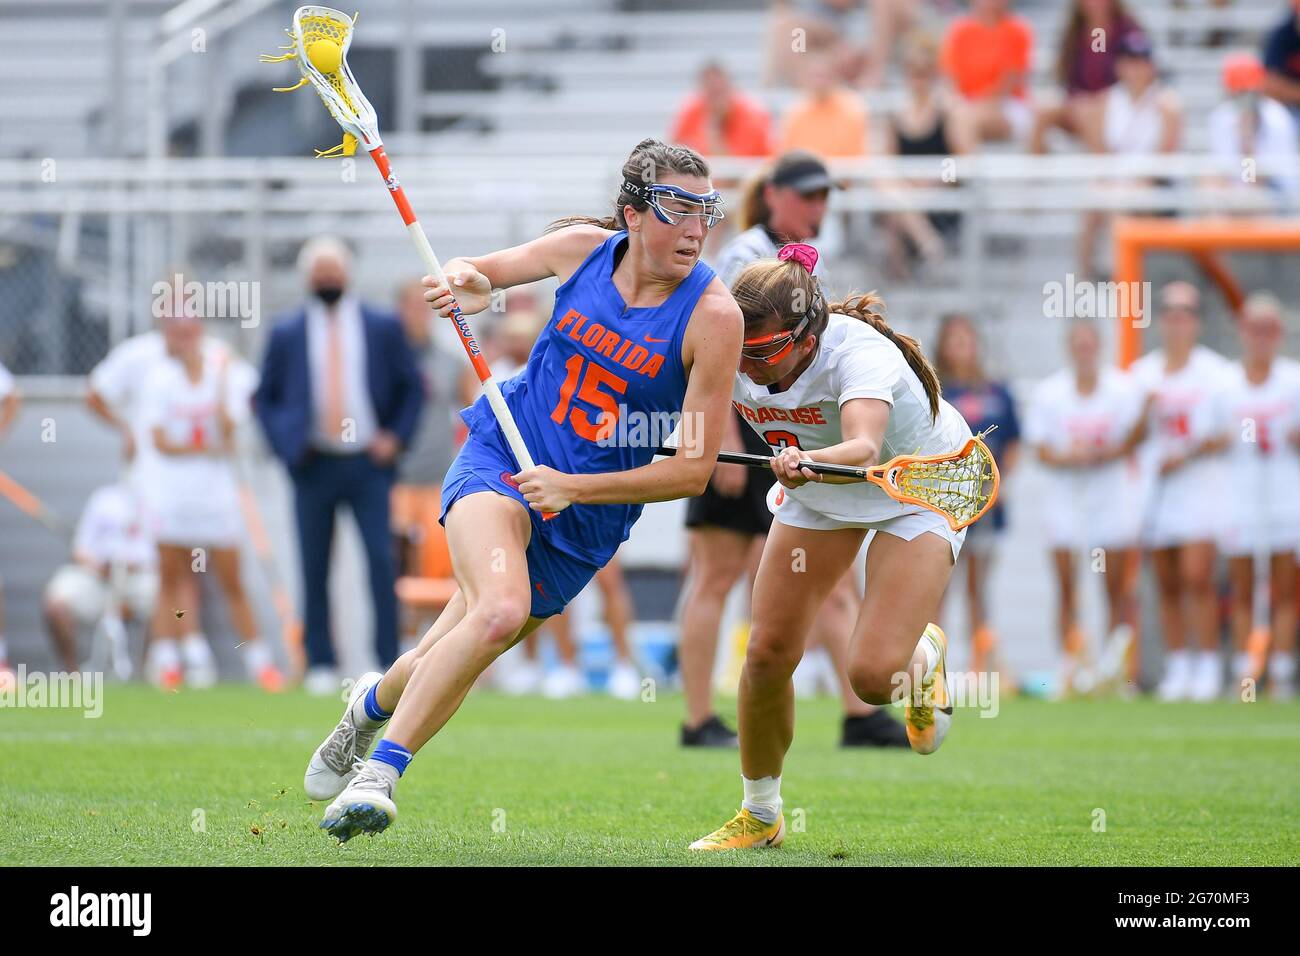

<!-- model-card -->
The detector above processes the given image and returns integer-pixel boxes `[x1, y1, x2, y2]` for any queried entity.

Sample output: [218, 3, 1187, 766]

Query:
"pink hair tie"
[777, 242, 818, 274]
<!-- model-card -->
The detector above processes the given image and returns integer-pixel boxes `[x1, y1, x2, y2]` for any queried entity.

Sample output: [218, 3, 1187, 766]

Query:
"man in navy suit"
[253, 237, 424, 692]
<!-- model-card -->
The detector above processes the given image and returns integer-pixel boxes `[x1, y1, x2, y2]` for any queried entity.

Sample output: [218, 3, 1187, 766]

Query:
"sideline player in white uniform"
[1211, 293, 1299, 700]
[1025, 322, 1145, 695]
[691, 244, 972, 851]
[44, 480, 157, 672]
[87, 293, 232, 680]
[1129, 282, 1233, 701]
[140, 312, 282, 692]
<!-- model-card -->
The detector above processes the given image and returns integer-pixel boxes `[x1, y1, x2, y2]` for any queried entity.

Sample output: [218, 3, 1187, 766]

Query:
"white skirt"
[149, 459, 244, 549]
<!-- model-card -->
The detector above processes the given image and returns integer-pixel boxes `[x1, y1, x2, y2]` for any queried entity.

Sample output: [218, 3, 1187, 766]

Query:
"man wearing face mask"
[253, 237, 425, 694]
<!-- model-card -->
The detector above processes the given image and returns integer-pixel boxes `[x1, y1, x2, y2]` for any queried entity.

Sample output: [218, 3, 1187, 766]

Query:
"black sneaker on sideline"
[841, 710, 910, 748]
[681, 714, 739, 748]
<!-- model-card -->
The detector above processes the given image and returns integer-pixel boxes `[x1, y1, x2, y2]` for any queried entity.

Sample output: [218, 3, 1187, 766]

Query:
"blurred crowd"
[673, 0, 1300, 275]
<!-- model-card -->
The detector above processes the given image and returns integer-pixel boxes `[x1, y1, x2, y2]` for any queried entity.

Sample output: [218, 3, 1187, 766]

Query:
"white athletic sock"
[152, 639, 181, 669]
[1269, 652, 1296, 685]
[242, 640, 271, 675]
[917, 630, 940, 679]
[0, 636, 8, 664]
[181, 632, 212, 661]
[741, 774, 782, 825]
[1234, 651, 1252, 681]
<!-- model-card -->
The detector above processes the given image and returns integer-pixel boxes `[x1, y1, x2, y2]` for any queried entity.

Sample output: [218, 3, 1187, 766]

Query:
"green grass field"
[2, 685, 1296, 866]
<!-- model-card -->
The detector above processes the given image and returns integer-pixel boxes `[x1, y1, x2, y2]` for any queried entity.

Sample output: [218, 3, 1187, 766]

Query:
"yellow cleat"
[689, 808, 785, 851]
[905, 623, 952, 755]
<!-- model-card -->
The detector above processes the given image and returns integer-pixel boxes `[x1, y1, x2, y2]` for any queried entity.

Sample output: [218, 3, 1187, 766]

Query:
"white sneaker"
[1157, 651, 1192, 702]
[145, 640, 183, 691]
[320, 760, 397, 843]
[304, 671, 385, 801]
[1188, 651, 1223, 702]
[181, 635, 218, 689]
[541, 664, 586, 699]
[304, 666, 340, 697]
[606, 660, 641, 700]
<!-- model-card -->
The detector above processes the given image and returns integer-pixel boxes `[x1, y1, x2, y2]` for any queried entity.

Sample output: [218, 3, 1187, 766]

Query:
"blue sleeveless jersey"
[460, 231, 715, 565]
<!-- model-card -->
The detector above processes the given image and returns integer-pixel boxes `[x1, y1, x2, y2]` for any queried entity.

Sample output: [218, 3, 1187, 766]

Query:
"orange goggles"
[741, 315, 810, 365]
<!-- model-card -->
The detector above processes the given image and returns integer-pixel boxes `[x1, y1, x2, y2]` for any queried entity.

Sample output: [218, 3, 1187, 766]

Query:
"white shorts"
[150, 470, 243, 548]
[1046, 499, 1138, 553]
[44, 564, 157, 624]
[771, 485, 966, 564]
[1143, 479, 1221, 549]
[1219, 519, 1300, 559]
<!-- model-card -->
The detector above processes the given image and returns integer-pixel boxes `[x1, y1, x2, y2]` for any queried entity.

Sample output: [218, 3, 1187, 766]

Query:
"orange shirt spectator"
[778, 59, 868, 157]
[942, 10, 1034, 100]
[670, 63, 774, 157]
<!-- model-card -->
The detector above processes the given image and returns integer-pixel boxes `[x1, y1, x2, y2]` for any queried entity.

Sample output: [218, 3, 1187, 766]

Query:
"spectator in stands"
[1025, 321, 1145, 696]
[43, 478, 156, 674]
[1213, 293, 1300, 700]
[777, 54, 869, 157]
[141, 308, 282, 691]
[1207, 52, 1299, 203]
[0, 360, 17, 683]
[1029, 0, 1144, 153]
[669, 62, 773, 158]
[1077, 31, 1182, 277]
[766, 0, 868, 88]
[934, 314, 1021, 681]
[863, 0, 962, 88]
[253, 237, 424, 694]
[940, 0, 1035, 145]
[1261, 0, 1300, 130]
[881, 30, 974, 279]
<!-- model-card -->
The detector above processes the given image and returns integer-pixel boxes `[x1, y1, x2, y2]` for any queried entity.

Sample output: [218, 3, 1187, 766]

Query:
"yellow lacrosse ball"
[306, 38, 342, 74]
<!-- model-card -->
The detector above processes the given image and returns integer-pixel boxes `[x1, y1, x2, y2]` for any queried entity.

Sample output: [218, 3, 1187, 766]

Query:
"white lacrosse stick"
[262, 6, 547, 504]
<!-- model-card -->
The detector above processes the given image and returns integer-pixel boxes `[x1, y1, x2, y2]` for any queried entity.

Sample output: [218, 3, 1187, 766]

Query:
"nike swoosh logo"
[644, 334, 669, 343]
[534, 581, 547, 597]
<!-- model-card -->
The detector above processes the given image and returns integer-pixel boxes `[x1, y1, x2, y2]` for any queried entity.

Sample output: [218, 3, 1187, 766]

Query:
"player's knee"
[743, 637, 800, 689]
[469, 600, 531, 648]
[847, 660, 898, 705]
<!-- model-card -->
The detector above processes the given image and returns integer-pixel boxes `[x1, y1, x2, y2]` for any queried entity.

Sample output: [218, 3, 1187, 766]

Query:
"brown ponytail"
[546, 138, 711, 234]
[738, 162, 774, 232]
[831, 292, 942, 421]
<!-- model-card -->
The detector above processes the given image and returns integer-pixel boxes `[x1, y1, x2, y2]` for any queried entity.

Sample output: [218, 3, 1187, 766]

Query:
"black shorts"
[684, 412, 775, 537]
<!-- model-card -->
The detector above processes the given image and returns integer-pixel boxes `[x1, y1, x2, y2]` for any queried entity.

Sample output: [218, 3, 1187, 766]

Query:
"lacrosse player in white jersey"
[1129, 282, 1234, 701]
[691, 244, 975, 851]
[1024, 321, 1145, 697]
[1212, 293, 1300, 700]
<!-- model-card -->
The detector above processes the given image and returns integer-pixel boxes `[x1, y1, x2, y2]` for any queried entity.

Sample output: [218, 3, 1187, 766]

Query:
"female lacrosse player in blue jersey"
[304, 139, 742, 842]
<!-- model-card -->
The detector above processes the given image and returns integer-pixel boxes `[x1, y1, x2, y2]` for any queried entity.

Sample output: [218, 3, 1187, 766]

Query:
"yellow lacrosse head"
[882, 434, 1001, 531]
[260, 6, 380, 158]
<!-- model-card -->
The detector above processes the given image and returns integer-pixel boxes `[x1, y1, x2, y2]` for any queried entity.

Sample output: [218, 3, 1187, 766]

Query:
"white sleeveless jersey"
[1130, 345, 1233, 516]
[732, 312, 971, 523]
[1213, 356, 1300, 532]
[1024, 366, 1146, 548]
